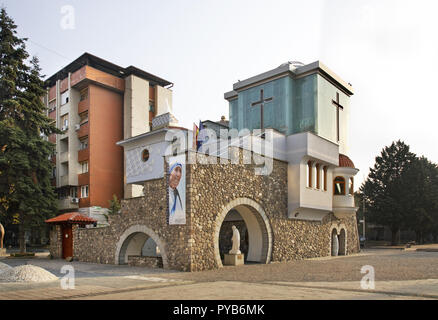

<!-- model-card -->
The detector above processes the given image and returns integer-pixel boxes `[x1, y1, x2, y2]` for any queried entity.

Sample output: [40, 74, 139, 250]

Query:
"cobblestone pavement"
[0, 249, 437, 300]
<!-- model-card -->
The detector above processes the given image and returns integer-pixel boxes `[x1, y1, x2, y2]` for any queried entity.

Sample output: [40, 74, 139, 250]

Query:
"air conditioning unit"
[71, 198, 79, 204]
[75, 124, 80, 131]
[61, 125, 68, 131]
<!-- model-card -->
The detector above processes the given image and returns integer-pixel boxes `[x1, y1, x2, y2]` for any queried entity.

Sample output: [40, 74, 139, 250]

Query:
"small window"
[307, 161, 313, 188]
[334, 176, 346, 195]
[349, 177, 354, 195]
[315, 164, 320, 189]
[79, 138, 88, 150]
[142, 149, 150, 162]
[81, 185, 89, 198]
[149, 103, 155, 113]
[61, 91, 69, 105]
[323, 166, 328, 191]
[61, 114, 69, 130]
[80, 161, 88, 174]
[70, 187, 77, 198]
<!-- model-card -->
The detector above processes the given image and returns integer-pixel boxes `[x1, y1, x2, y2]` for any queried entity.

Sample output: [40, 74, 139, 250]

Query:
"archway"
[115, 225, 168, 269]
[214, 198, 272, 268]
[331, 228, 339, 256]
[339, 228, 347, 255]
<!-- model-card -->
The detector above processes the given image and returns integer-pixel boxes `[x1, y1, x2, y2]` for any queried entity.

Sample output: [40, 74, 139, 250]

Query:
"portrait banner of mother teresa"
[167, 154, 186, 225]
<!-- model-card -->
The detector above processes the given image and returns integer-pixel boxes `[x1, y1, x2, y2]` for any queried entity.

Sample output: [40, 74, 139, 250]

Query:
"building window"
[61, 114, 69, 130]
[80, 161, 88, 173]
[70, 187, 77, 198]
[81, 185, 89, 198]
[149, 103, 155, 113]
[48, 100, 56, 112]
[349, 177, 354, 195]
[323, 166, 328, 191]
[315, 164, 320, 189]
[80, 88, 88, 101]
[142, 149, 150, 162]
[52, 167, 56, 179]
[61, 90, 69, 105]
[334, 176, 346, 195]
[79, 138, 88, 150]
[307, 161, 313, 188]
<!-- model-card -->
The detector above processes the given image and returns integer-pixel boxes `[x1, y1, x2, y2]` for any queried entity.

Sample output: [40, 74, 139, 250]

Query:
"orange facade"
[87, 84, 124, 208]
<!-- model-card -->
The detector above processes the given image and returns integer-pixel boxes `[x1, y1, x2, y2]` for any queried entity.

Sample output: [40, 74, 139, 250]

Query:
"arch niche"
[114, 225, 168, 269]
[214, 198, 273, 268]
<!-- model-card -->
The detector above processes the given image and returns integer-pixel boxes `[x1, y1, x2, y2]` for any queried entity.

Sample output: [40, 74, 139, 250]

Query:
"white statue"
[332, 233, 339, 256]
[229, 225, 241, 255]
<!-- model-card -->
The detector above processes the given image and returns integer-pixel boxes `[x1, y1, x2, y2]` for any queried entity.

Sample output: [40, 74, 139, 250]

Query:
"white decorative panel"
[125, 142, 167, 184]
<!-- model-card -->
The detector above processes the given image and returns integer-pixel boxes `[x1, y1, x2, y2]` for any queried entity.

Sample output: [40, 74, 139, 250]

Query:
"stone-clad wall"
[51, 149, 359, 271]
[73, 177, 193, 271]
[186, 151, 359, 271]
[49, 225, 62, 258]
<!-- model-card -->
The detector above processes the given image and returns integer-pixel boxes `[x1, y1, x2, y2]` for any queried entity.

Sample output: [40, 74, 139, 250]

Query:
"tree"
[0, 8, 60, 253]
[403, 157, 438, 243]
[360, 140, 416, 245]
[108, 194, 121, 215]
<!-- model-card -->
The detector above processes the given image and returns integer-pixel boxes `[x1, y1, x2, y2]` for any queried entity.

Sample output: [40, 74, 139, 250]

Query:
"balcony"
[60, 151, 69, 163]
[58, 196, 79, 210]
[77, 122, 89, 139]
[60, 175, 69, 186]
[79, 197, 90, 208]
[78, 148, 89, 162]
[78, 97, 89, 114]
[78, 172, 89, 186]
[333, 195, 357, 219]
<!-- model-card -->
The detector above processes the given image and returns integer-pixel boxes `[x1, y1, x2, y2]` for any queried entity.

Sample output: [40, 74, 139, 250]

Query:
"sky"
[3, 0, 438, 187]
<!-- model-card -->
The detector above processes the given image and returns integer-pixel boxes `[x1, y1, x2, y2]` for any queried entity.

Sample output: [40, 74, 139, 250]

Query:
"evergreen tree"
[403, 157, 438, 243]
[0, 8, 60, 252]
[360, 140, 416, 245]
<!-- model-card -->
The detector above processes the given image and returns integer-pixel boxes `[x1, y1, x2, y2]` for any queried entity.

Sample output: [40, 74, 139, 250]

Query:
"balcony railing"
[78, 97, 89, 114]
[78, 148, 89, 162]
[60, 151, 69, 163]
[77, 122, 89, 139]
[60, 175, 69, 186]
[58, 196, 79, 210]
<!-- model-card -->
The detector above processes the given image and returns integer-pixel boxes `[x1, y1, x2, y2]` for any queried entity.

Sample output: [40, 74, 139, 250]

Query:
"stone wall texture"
[50, 149, 360, 271]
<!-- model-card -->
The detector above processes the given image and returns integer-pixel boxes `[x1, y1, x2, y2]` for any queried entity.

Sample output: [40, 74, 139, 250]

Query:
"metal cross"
[251, 89, 273, 130]
[332, 92, 344, 142]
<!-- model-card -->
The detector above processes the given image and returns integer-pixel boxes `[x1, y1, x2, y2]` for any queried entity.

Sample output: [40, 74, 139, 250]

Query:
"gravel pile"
[0, 262, 12, 273]
[0, 264, 58, 282]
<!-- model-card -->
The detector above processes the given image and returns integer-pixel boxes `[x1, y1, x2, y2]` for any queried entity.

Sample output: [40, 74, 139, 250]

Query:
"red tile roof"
[339, 154, 355, 168]
[45, 212, 97, 225]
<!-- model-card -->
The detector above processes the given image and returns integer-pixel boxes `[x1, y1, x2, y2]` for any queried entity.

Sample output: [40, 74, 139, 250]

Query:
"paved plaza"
[0, 248, 437, 300]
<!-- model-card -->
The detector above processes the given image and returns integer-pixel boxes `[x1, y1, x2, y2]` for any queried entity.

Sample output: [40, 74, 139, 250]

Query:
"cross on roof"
[251, 89, 273, 130]
[331, 92, 344, 142]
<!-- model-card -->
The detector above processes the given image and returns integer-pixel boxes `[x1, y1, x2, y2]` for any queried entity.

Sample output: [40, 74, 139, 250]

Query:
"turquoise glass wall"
[229, 74, 318, 136]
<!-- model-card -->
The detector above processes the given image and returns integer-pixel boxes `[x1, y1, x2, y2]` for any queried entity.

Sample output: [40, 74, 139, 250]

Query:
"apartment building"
[44, 53, 173, 215]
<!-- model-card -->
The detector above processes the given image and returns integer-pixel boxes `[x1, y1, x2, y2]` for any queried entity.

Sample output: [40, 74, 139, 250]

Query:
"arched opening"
[115, 225, 167, 269]
[339, 228, 347, 255]
[333, 176, 346, 195]
[331, 228, 339, 256]
[219, 210, 249, 262]
[118, 232, 162, 267]
[215, 198, 272, 268]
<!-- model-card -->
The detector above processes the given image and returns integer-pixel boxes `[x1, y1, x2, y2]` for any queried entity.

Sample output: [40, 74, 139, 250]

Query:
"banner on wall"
[167, 154, 186, 225]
